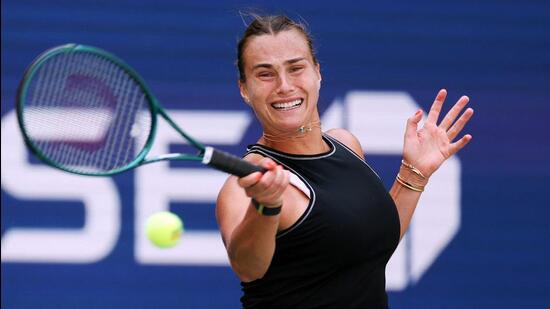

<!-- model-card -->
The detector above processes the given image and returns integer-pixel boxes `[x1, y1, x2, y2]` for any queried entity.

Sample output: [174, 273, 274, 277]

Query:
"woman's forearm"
[227, 202, 280, 282]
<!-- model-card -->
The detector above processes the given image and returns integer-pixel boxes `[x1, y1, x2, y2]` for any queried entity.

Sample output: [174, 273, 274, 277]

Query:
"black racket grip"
[202, 147, 266, 177]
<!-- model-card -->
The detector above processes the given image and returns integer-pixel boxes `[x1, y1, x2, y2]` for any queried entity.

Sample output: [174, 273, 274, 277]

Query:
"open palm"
[403, 89, 474, 178]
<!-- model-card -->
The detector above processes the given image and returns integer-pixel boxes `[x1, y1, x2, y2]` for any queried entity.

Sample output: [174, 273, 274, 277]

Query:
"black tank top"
[241, 134, 400, 309]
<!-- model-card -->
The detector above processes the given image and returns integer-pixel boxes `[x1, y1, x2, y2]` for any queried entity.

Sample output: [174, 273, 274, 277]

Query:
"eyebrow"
[252, 57, 306, 71]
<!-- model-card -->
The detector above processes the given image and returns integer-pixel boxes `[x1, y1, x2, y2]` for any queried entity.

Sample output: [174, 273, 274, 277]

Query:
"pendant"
[298, 126, 312, 134]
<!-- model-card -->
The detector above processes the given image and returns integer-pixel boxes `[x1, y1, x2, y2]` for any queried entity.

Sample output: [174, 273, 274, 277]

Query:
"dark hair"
[237, 14, 318, 82]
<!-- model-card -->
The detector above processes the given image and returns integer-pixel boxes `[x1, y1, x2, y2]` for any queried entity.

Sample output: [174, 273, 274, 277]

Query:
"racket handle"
[202, 147, 266, 177]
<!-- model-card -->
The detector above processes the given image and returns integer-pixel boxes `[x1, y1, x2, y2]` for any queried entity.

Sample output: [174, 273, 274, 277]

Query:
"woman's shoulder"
[325, 128, 364, 157]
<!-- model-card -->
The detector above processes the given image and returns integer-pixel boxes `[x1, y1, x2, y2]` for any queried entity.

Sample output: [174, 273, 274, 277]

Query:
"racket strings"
[100, 65, 145, 171]
[98, 62, 130, 170]
[64, 54, 113, 169]
[35, 54, 83, 166]
[90, 54, 151, 172]
[23, 51, 152, 174]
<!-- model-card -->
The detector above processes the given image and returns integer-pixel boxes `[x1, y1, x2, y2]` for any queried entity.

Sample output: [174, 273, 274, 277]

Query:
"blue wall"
[2, 1, 549, 308]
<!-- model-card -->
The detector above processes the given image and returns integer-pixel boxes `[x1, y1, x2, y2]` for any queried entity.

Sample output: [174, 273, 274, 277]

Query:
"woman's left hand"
[403, 89, 474, 178]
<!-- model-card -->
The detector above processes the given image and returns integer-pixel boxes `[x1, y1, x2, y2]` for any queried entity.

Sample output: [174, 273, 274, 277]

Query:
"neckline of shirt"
[247, 134, 336, 160]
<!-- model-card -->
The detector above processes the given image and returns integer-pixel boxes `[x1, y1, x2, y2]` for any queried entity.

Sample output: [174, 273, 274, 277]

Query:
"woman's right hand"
[237, 158, 289, 208]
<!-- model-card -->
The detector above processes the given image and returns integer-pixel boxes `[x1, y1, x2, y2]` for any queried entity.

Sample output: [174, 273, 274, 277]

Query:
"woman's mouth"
[271, 99, 303, 111]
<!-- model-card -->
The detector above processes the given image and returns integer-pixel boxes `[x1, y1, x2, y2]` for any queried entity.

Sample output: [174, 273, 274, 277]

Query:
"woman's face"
[239, 29, 321, 134]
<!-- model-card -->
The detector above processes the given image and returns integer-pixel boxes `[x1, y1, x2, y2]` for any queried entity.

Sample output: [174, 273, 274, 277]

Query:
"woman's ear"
[238, 80, 251, 105]
[316, 63, 322, 90]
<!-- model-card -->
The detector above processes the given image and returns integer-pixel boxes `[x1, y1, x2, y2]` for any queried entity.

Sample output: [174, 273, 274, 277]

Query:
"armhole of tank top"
[323, 134, 382, 180]
[244, 149, 316, 239]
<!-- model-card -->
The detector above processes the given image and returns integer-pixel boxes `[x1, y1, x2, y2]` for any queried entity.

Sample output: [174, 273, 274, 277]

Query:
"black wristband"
[251, 199, 282, 216]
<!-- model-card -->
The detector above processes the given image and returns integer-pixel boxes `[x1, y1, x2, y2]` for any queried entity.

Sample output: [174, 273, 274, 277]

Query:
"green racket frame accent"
[16, 43, 207, 176]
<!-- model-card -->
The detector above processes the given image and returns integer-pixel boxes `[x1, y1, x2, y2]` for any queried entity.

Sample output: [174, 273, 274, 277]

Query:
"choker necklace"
[262, 121, 322, 142]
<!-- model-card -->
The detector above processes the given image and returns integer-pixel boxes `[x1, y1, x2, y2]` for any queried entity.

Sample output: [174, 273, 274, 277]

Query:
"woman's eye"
[290, 66, 304, 73]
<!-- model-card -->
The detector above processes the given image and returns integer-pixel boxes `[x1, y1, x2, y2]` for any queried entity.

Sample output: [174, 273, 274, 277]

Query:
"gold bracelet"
[401, 160, 426, 179]
[396, 174, 425, 192]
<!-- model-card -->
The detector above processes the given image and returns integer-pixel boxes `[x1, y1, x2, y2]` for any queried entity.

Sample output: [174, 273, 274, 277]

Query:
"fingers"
[237, 157, 274, 188]
[440, 95, 470, 131]
[252, 166, 289, 206]
[449, 134, 473, 156]
[237, 171, 263, 188]
[426, 89, 447, 124]
[237, 157, 289, 206]
[260, 167, 289, 204]
[405, 109, 423, 139]
[447, 107, 474, 141]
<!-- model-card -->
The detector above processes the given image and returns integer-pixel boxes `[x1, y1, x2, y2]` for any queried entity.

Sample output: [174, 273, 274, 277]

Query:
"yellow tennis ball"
[145, 211, 183, 248]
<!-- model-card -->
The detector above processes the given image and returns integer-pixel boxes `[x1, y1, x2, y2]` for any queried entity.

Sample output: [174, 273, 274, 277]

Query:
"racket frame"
[16, 44, 208, 176]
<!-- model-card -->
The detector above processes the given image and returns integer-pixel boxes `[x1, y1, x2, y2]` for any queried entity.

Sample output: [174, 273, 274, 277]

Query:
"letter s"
[1, 110, 120, 263]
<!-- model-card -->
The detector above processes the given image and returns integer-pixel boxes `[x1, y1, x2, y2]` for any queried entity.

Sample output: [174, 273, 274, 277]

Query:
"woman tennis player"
[216, 14, 474, 308]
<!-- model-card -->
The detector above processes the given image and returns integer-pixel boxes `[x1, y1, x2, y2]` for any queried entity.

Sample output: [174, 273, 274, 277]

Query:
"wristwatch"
[251, 199, 282, 216]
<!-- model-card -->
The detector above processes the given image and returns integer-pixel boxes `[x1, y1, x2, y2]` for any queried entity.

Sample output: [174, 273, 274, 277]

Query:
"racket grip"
[202, 147, 266, 177]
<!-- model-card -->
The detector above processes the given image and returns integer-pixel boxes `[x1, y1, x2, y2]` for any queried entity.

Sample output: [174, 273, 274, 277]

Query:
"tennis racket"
[16, 43, 264, 177]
